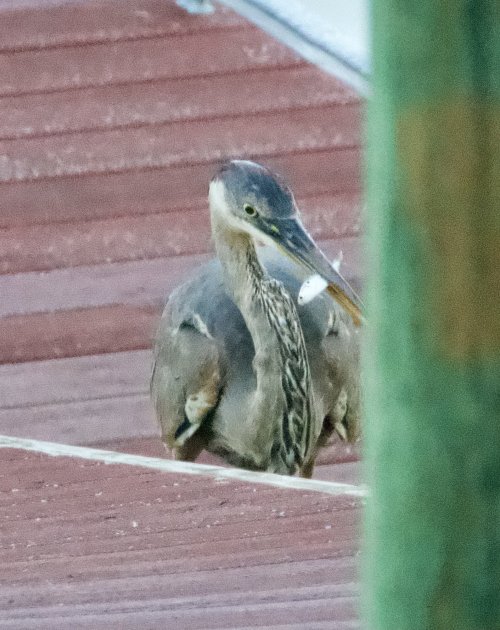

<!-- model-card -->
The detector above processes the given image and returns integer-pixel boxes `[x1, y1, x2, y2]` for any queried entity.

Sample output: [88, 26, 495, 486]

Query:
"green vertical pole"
[364, 2, 500, 629]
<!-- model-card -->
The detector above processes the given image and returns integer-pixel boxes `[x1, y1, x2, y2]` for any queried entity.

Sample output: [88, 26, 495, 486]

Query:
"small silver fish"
[298, 251, 343, 305]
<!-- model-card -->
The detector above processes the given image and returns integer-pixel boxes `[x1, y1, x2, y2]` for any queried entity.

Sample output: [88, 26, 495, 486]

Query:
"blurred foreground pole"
[364, 2, 499, 629]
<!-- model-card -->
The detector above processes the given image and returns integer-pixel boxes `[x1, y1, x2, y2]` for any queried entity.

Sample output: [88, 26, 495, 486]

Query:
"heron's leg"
[160, 425, 208, 463]
[170, 418, 212, 462]
[299, 458, 316, 479]
[173, 434, 207, 462]
[298, 414, 336, 478]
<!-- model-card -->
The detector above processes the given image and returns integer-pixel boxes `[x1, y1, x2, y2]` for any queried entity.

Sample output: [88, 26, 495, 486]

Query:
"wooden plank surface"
[0, 448, 362, 629]
[0, 105, 360, 183]
[0, 28, 300, 99]
[0, 192, 361, 274]
[0, 237, 359, 318]
[3, 64, 352, 140]
[0, 149, 361, 228]
[0, 350, 150, 409]
[0, 1, 364, 626]
[0, 0, 245, 53]
[0, 304, 158, 364]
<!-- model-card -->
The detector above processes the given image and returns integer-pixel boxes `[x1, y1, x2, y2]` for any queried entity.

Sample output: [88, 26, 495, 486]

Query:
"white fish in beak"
[298, 251, 344, 305]
[298, 274, 328, 305]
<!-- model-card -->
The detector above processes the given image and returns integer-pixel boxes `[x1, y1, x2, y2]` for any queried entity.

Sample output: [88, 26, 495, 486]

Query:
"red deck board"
[0, 251, 208, 319]
[0, 105, 360, 184]
[0, 449, 362, 629]
[0, 349, 150, 409]
[0, 304, 159, 364]
[0, 149, 361, 228]
[0, 237, 360, 319]
[0, 193, 361, 274]
[1, 437, 357, 485]
[0, 28, 300, 99]
[0, 0, 364, 624]
[0, 392, 157, 444]
[0, 0, 246, 53]
[2, 484, 360, 551]
[1, 65, 355, 141]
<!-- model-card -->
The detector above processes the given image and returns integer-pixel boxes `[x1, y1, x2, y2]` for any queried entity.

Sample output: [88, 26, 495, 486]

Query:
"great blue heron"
[151, 160, 362, 478]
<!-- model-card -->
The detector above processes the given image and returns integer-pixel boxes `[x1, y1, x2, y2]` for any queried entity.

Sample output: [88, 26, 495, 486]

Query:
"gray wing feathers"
[151, 248, 361, 470]
[151, 293, 223, 453]
[320, 311, 361, 442]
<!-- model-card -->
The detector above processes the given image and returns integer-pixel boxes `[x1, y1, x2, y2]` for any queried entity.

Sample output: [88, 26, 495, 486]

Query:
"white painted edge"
[0, 434, 367, 498]
[216, 0, 371, 96]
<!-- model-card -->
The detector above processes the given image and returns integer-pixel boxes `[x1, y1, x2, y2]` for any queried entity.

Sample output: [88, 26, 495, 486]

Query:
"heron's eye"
[244, 204, 258, 217]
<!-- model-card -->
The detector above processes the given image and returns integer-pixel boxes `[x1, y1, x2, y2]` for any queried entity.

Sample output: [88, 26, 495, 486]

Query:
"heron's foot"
[299, 459, 315, 479]
[163, 430, 207, 463]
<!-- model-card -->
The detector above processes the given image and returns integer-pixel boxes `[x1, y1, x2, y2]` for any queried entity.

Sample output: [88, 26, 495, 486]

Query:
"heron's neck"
[212, 221, 272, 350]
[212, 218, 314, 472]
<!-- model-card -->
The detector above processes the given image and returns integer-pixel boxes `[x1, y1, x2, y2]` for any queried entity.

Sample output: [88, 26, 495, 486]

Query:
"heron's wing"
[319, 311, 361, 443]
[151, 285, 224, 457]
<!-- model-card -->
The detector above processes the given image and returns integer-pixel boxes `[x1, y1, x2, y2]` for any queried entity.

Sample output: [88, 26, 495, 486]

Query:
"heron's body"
[151, 161, 362, 477]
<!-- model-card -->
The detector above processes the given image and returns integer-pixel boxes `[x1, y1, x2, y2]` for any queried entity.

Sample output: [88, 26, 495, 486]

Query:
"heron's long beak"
[261, 217, 364, 326]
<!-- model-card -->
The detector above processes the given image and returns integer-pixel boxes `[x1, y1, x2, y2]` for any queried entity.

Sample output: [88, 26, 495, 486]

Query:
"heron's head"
[209, 160, 363, 326]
